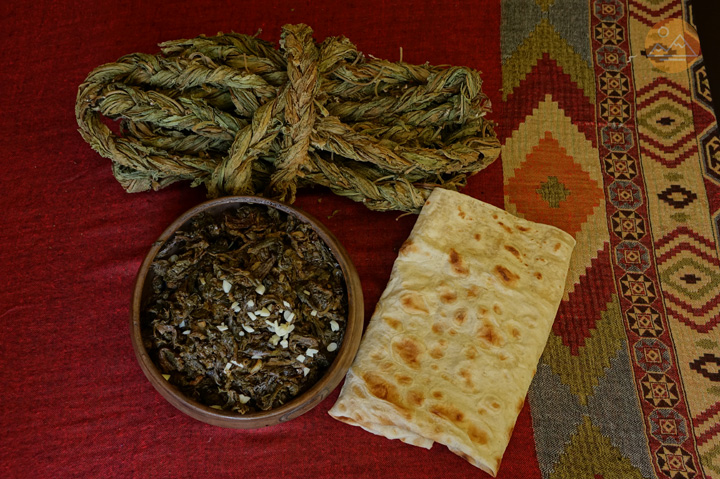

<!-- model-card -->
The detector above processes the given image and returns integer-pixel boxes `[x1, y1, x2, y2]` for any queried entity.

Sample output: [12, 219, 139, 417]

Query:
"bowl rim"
[130, 196, 364, 429]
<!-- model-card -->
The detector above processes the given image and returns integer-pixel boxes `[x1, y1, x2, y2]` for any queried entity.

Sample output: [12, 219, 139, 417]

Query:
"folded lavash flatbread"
[328, 188, 575, 476]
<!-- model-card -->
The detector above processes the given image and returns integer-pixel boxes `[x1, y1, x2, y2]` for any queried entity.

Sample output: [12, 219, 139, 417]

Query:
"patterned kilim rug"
[499, 0, 719, 478]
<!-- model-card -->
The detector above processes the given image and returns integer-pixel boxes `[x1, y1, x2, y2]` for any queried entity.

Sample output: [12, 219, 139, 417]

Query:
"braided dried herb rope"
[76, 24, 500, 212]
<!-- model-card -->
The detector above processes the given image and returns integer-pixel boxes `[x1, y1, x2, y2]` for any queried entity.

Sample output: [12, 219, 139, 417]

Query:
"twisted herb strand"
[76, 24, 500, 212]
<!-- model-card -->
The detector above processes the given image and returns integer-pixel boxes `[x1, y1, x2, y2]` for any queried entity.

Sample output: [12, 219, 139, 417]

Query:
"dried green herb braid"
[76, 24, 500, 212]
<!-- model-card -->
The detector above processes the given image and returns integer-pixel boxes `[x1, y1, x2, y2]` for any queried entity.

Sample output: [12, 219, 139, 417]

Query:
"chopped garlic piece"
[247, 311, 257, 321]
[296, 354, 306, 363]
[231, 360, 243, 368]
[283, 310, 295, 322]
[280, 339, 289, 348]
[178, 320, 186, 328]
[162, 374, 170, 381]
[232, 305, 241, 313]
[239, 394, 251, 404]
[242, 324, 255, 333]
[238, 331, 245, 337]
[330, 320, 340, 331]
[210, 405, 223, 410]
[222, 279, 232, 293]
[230, 302, 239, 310]
[310, 310, 318, 317]
[265, 320, 294, 337]
[224, 362, 232, 372]
[182, 330, 191, 335]
[303, 367, 310, 377]
[169, 254, 178, 263]
[247, 299, 255, 308]
[303, 289, 310, 295]
[257, 307, 271, 317]
[327, 342, 338, 352]
[283, 300, 291, 308]
[306, 348, 318, 357]
[269, 334, 281, 346]
[255, 284, 266, 295]
[217, 324, 229, 332]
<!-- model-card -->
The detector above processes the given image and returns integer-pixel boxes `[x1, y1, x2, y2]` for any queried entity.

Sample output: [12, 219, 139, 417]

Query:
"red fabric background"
[0, 1, 537, 477]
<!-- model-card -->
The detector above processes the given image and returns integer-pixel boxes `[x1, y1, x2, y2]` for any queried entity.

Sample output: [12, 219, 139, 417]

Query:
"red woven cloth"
[0, 1, 530, 478]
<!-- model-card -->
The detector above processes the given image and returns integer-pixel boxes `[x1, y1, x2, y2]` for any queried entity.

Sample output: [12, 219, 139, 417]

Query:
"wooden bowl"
[130, 196, 364, 428]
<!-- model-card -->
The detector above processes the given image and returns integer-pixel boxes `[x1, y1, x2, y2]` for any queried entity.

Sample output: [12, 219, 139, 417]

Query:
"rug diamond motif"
[503, 95, 607, 299]
[655, 228, 720, 332]
[636, 79, 698, 167]
[507, 131, 602, 236]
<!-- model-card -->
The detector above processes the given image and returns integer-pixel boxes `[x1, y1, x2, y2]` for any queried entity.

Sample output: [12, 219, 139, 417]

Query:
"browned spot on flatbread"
[371, 351, 384, 361]
[400, 292, 429, 314]
[430, 404, 465, 424]
[407, 390, 425, 406]
[498, 221, 513, 234]
[381, 361, 394, 372]
[362, 372, 409, 418]
[432, 391, 444, 399]
[448, 329, 457, 336]
[454, 308, 467, 325]
[516, 224, 530, 232]
[429, 347, 445, 359]
[384, 316, 403, 331]
[464, 346, 478, 360]
[363, 373, 394, 400]
[478, 306, 488, 316]
[396, 375, 413, 386]
[504, 245, 521, 259]
[467, 285, 481, 298]
[440, 290, 457, 303]
[554, 242, 562, 251]
[492, 214, 498, 220]
[379, 416, 394, 426]
[431, 364, 439, 370]
[449, 248, 469, 275]
[493, 304, 502, 315]
[477, 319, 505, 347]
[468, 424, 489, 445]
[460, 368, 474, 388]
[457, 206, 466, 219]
[491, 401, 501, 410]
[392, 337, 422, 369]
[352, 385, 366, 398]
[336, 404, 347, 413]
[535, 272, 543, 280]
[494, 265, 520, 287]
[431, 322, 445, 335]
[399, 239, 417, 255]
[439, 339, 448, 347]
[511, 327, 521, 339]
[498, 352, 509, 361]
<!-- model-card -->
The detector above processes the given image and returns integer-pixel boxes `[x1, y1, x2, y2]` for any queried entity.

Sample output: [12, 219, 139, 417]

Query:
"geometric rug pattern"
[501, 0, 720, 477]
